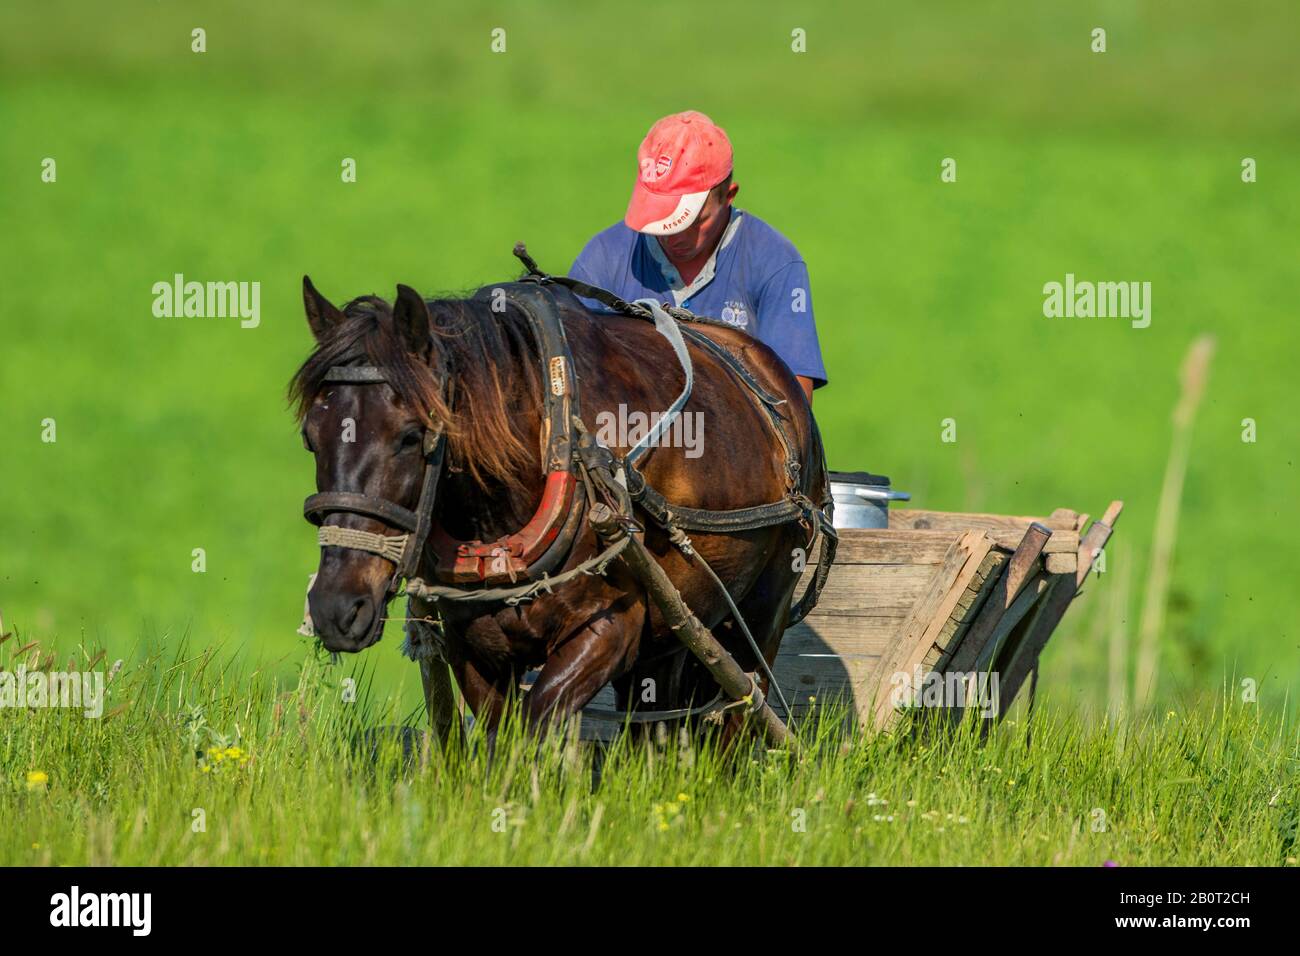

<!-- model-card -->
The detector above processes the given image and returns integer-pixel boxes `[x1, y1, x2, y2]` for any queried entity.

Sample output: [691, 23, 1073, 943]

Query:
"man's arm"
[755, 260, 828, 404]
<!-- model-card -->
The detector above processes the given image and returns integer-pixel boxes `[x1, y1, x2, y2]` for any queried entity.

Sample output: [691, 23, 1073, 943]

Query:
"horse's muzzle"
[308, 586, 384, 653]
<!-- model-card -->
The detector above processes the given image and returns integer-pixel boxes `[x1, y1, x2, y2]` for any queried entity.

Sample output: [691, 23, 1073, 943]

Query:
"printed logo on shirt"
[719, 300, 750, 329]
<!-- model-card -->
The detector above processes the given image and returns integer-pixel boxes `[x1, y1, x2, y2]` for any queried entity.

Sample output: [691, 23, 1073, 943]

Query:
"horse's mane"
[288, 292, 543, 494]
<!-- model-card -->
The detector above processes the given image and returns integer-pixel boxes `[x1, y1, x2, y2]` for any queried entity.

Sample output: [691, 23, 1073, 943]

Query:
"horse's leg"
[522, 602, 646, 730]
[418, 656, 458, 746]
[730, 530, 802, 670]
[402, 599, 460, 746]
[451, 655, 512, 733]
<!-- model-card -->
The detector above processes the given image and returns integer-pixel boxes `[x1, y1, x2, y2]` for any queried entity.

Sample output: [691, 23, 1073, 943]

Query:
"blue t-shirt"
[569, 209, 828, 387]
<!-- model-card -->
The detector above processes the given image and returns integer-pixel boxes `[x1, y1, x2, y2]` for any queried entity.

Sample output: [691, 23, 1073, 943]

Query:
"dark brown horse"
[290, 277, 826, 733]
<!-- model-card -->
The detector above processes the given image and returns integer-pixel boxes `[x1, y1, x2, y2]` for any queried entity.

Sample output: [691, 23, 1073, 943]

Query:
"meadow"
[3, 641, 1296, 866]
[1, 1, 1297, 864]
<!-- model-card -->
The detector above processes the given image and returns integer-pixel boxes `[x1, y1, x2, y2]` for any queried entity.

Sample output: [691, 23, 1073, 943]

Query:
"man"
[570, 110, 827, 403]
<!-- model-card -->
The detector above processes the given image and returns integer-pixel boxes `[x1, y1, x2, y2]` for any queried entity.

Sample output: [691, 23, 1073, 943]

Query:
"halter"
[302, 281, 583, 593]
[302, 364, 448, 598]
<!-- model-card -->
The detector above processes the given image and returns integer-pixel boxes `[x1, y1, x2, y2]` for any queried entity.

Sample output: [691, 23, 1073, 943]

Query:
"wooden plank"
[995, 529, 1074, 553]
[1044, 552, 1077, 575]
[1049, 508, 1081, 527]
[793, 563, 942, 615]
[871, 530, 995, 730]
[927, 550, 1007, 672]
[817, 528, 1076, 566]
[774, 561, 1048, 729]
[807, 529, 961, 566]
[771, 653, 883, 720]
[946, 523, 1053, 673]
[781, 615, 909, 658]
[891, 509, 1079, 533]
[998, 501, 1124, 711]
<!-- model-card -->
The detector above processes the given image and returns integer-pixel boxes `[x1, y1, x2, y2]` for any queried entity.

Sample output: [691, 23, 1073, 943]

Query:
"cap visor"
[624, 182, 709, 235]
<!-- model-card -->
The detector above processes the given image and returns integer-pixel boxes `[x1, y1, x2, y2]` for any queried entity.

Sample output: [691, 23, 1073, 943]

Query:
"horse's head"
[292, 277, 445, 653]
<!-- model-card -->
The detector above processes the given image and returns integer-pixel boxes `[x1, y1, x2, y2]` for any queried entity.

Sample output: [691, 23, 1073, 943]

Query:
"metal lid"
[828, 470, 891, 486]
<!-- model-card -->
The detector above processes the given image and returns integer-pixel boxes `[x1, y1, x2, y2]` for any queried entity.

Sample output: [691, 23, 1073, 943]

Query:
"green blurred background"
[2, 1, 1296, 715]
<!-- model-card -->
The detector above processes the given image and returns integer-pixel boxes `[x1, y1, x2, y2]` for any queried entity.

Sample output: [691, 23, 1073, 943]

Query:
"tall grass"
[3, 636, 1296, 866]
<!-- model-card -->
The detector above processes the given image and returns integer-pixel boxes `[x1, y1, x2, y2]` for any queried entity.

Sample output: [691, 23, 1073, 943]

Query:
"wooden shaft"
[587, 504, 797, 750]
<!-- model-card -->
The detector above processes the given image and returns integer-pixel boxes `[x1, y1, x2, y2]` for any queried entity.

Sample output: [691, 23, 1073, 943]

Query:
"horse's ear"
[303, 275, 345, 341]
[393, 284, 431, 354]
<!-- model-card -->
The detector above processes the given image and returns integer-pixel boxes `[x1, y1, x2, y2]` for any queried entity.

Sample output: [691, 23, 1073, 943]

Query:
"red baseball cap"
[624, 111, 733, 235]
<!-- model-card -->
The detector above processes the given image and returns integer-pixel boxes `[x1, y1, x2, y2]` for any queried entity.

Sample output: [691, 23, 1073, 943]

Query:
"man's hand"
[797, 376, 815, 405]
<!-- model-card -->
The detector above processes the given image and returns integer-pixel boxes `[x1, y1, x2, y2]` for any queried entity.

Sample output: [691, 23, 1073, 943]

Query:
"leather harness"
[302, 252, 836, 624]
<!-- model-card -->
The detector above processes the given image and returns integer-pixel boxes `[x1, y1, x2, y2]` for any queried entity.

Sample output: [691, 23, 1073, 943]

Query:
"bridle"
[301, 280, 586, 599]
[303, 365, 448, 600]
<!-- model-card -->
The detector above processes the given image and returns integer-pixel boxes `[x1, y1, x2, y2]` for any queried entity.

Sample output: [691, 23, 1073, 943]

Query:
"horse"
[289, 273, 828, 738]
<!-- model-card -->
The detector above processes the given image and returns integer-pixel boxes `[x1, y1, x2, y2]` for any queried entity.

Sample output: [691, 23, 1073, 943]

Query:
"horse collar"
[430, 281, 581, 584]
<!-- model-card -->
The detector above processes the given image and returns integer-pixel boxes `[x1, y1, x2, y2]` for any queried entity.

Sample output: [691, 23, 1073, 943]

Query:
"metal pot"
[828, 471, 911, 529]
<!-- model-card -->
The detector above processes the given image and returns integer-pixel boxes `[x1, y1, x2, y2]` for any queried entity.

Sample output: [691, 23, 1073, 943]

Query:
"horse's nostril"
[345, 596, 374, 640]
[341, 597, 362, 632]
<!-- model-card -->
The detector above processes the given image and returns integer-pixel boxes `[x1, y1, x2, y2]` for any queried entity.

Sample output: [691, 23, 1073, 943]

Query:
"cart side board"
[772, 502, 1123, 729]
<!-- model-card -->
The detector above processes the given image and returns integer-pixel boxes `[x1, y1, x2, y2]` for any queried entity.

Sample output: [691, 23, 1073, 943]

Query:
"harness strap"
[426, 281, 582, 585]
[627, 298, 694, 467]
[515, 242, 733, 330]
[408, 534, 631, 607]
[786, 513, 838, 628]
[676, 325, 786, 408]
[622, 463, 814, 533]
[403, 433, 445, 572]
[515, 243, 653, 321]
[516, 242, 807, 497]
[520, 243, 837, 624]
[305, 492, 420, 532]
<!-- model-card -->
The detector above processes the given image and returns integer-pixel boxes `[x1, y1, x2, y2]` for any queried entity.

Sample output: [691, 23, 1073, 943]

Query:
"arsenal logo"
[640, 153, 674, 182]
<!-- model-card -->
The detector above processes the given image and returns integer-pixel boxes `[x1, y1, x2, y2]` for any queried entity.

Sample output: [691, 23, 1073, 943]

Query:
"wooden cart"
[774, 501, 1123, 730]
[554, 501, 1121, 740]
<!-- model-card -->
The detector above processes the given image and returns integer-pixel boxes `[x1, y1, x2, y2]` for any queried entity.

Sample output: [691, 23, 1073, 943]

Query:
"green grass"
[3, 640, 1296, 866]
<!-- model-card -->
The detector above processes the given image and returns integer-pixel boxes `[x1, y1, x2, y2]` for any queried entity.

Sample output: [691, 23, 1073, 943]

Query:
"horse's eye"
[397, 429, 423, 452]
